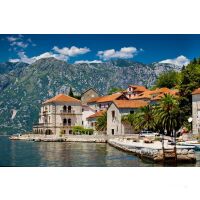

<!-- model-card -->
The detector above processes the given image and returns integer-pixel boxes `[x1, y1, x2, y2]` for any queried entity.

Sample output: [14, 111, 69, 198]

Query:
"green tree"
[179, 60, 200, 118]
[68, 87, 74, 97]
[95, 112, 107, 131]
[156, 94, 180, 136]
[136, 105, 155, 130]
[155, 70, 181, 89]
[121, 105, 155, 132]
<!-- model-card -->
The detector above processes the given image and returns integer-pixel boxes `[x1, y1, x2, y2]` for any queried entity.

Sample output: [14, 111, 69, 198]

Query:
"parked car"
[139, 130, 160, 137]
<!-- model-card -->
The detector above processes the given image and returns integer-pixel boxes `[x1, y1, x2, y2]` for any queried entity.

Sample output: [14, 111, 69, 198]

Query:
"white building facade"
[33, 94, 82, 135]
[107, 100, 148, 135]
[192, 88, 200, 134]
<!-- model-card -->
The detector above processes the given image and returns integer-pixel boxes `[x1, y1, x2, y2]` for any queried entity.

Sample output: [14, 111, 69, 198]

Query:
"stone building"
[192, 88, 200, 134]
[86, 110, 106, 134]
[87, 92, 128, 112]
[82, 105, 96, 128]
[81, 88, 99, 105]
[33, 94, 82, 135]
[107, 100, 148, 135]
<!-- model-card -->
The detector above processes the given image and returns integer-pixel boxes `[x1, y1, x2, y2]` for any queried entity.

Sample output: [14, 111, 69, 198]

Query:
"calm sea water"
[0, 136, 200, 167]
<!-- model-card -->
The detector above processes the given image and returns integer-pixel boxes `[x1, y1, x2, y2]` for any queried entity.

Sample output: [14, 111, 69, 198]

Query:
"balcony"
[60, 123, 72, 127]
[60, 110, 75, 114]
[42, 110, 48, 115]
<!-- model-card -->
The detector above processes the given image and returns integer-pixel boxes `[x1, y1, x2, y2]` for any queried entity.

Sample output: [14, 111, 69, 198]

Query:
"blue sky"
[1, 34, 200, 66]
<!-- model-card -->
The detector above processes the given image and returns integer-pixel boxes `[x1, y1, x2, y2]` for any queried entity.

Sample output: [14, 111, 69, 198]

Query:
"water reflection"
[0, 136, 199, 167]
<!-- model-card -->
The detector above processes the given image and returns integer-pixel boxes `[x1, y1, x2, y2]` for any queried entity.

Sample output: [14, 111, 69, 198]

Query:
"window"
[49, 116, 51, 123]
[112, 129, 115, 135]
[130, 110, 134, 114]
[63, 105, 67, 112]
[69, 130, 72, 134]
[63, 118, 67, 125]
[99, 104, 101, 108]
[112, 110, 115, 120]
[68, 105, 72, 113]
[68, 118, 71, 126]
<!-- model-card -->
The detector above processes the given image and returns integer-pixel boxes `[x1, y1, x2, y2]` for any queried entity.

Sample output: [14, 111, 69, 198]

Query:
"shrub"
[72, 126, 94, 135]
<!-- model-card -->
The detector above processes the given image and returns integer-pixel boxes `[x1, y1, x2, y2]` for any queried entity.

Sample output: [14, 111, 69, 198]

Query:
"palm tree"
[136, 105, 155, 131]
[95, 112, 107, 131]
[121, 112, 140, 132]
[156, 94, 180, 136]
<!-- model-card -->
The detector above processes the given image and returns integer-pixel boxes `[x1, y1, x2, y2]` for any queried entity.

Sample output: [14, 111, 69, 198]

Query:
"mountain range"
[0, 58, 182, 134]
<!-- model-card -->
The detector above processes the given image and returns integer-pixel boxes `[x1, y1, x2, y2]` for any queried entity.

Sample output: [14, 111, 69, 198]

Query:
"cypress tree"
[69, 87, 74, 97]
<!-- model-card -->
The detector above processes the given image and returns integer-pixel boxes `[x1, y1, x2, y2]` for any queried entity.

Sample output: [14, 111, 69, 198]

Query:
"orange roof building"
[113, 100, 148, 109]
[87, 110, 106, 119]
[128, 85, 147, 92]
[43, 94, 81, 104]
[192, 88, 200, 95]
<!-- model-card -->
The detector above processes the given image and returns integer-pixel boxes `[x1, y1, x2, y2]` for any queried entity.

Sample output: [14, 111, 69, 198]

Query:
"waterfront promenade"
[108, 138, 196, 163]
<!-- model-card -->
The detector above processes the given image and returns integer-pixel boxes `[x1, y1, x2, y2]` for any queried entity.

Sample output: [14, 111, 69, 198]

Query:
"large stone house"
[33, 94, 82, 135]
[107, 100, 148, 135]
[81, 88, 99, 105]
[192, 88, 200, 134]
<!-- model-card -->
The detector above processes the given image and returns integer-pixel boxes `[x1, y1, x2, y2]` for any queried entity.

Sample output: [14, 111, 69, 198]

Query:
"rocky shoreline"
[108, 138, 196, 164]
[9, 133, 138, 143]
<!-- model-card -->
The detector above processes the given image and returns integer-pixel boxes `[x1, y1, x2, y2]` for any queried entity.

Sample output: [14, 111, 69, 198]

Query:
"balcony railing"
[60, 110, 75, 114]
[60, 123, 72, 127]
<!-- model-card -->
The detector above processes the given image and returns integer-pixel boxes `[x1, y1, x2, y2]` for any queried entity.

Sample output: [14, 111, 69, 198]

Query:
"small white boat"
[177, 140, 200, 150]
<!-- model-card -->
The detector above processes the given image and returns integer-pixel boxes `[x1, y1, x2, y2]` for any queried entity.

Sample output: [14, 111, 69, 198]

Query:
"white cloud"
[53, 46, 90, 57]
[159, 55, 190, 67]
[9, 45, 90, 64]
[7, 36, 20, 42]
[74, 60, 102, 64]
[97, 47, 139, 60]
[10, 41, 28, 48]
[9, 51, 66, 64]
[6, 35, 36, 50]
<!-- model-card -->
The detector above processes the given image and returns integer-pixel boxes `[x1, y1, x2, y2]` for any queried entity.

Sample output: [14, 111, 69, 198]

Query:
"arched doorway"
[69, 130, 72, 134]
[45, 129, 53, 135]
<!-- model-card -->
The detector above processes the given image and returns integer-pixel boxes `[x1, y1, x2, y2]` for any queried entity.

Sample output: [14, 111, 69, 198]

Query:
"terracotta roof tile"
[113, 100, 148, 108]
[128, 85, 147, 92]
[43, 94, 81, 104]
[192, 88, 200, 95]
[87, 110, 106, 119]
[96, 93, 126, 103]
[87, 96, 102, 103]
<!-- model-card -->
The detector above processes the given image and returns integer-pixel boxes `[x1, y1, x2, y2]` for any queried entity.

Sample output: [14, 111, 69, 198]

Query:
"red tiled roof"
[192, 88, 200, 95]
[113, 100, 148, 108]
[43, 94, 81, 104]
[87, 96, 102, 103]
[87, 110, 106, 119]
[96, 93, 126, 103]
[128, 85, 147, 92]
